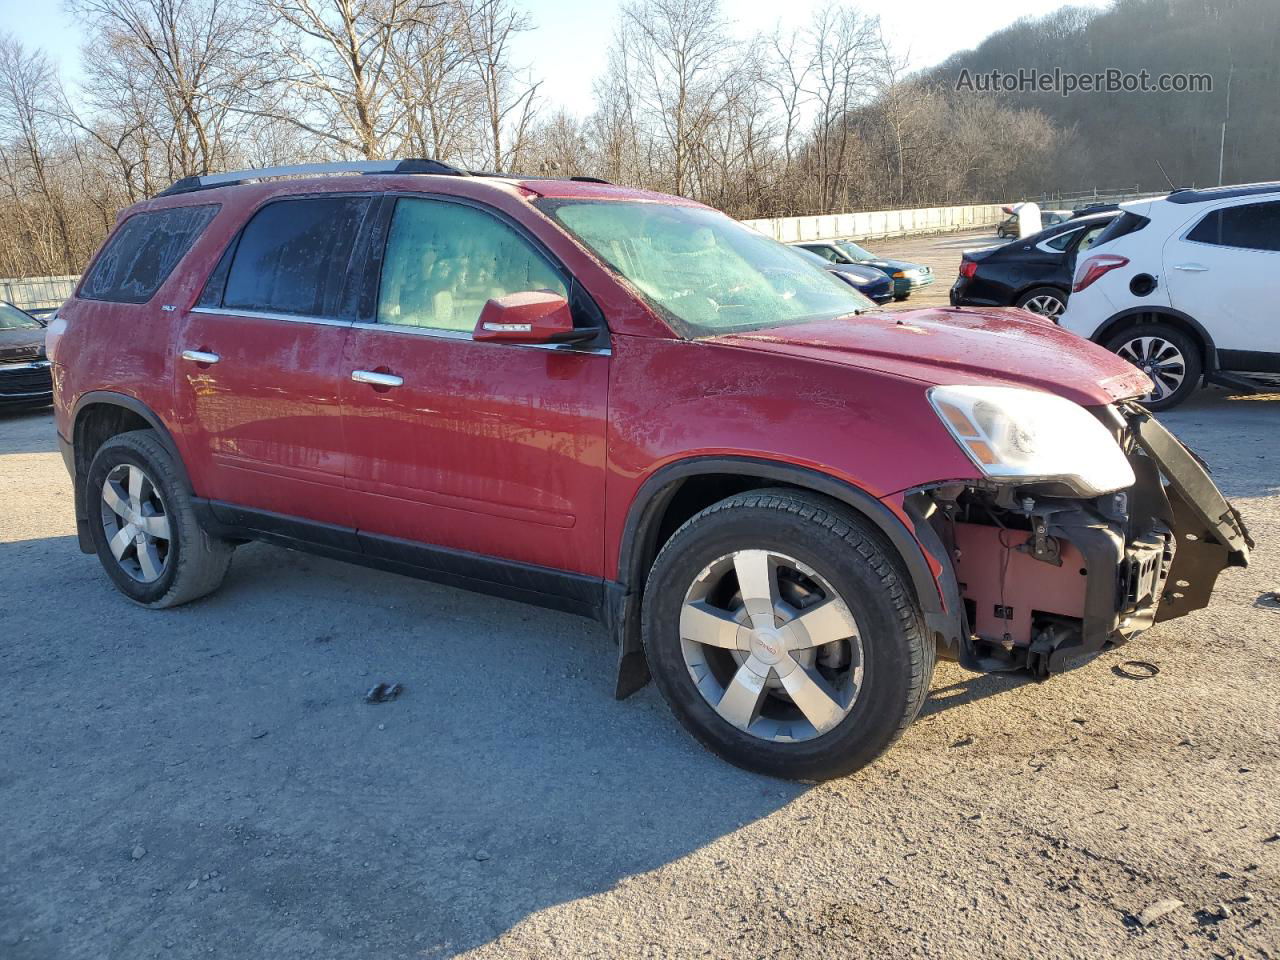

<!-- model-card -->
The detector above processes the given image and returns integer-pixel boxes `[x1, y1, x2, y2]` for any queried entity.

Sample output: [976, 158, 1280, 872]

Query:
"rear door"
[1164, 198, 1280, 360]
[339, 194, 610, 579]
[174, 194, 373, 527]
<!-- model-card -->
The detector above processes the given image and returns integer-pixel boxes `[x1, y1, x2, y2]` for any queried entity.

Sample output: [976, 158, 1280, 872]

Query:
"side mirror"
[473, 291, 595, 345]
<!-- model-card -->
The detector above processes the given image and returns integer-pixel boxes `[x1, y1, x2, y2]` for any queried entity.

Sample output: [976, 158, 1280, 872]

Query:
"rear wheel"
[1105, 322, 1202, 411]
[641, 490, 933, 780]
[1015, 286, 1068, 321]
[86, 430, 233, 607]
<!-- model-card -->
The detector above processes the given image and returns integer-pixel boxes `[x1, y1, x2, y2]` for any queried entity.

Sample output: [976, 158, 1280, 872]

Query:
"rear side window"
[1043, 228, 1078, 252]
[1186, 201, 1280, 252]
[1091, 211, 1149, 248]
[222, 196, 372, 316]
[80, 205, 218, 304]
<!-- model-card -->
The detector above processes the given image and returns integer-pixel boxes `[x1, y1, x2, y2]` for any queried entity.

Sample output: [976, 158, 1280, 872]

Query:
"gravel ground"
[2, 382, 1278, 959]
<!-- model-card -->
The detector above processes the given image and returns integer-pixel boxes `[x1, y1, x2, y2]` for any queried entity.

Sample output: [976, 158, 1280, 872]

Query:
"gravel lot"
[2, 290, 1278, 958]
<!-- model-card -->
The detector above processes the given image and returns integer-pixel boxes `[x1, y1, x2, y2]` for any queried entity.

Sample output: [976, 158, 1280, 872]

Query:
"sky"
[1, 0, 1113, 116]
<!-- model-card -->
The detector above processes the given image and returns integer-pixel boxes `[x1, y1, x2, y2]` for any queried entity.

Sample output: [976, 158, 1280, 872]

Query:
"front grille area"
[0, 366, 52, 396]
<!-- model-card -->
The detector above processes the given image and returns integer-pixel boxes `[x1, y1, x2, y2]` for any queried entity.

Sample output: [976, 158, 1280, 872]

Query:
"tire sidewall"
[86, 435, 185, 605]
[643, 500, 921, 780]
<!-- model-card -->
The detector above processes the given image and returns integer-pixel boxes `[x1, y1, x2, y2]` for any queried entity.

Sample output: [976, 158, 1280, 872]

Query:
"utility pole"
[1218, 63, 1234, 186]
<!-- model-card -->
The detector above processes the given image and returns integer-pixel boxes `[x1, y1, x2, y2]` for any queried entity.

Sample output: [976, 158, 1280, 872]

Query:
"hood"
[828, 262, 888, 284]
[860, 257, 927, 273]
[0, 326, 46, 362]
[714, 306, 1151, 407]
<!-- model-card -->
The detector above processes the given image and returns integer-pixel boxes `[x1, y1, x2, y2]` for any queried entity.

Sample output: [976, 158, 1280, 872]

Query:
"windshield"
[542, 200, 870, 338]
[0, 302, 40, 330]
[834, 241, 877, 262]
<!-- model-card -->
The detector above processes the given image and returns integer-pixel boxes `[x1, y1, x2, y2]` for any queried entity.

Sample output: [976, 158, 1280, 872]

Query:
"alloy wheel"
[679, 549, 864, 742]
[100, 463, 171, 583]
[1022, 294, 1065, 319]
[1116, 335, 1186, 403]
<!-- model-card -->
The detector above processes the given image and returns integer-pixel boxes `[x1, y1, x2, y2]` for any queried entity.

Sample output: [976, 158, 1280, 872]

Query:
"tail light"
[1073, 254, 1129, 293]
[959, 259, 978, 279]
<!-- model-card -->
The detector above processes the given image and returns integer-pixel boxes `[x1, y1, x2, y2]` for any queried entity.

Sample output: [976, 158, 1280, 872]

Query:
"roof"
[1165, 182, 1280, 204]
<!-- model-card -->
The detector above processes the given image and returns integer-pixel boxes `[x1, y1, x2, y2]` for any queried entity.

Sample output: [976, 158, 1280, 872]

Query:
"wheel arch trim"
[1091, 307, 1218, 372]
[69, 391, 194, 552]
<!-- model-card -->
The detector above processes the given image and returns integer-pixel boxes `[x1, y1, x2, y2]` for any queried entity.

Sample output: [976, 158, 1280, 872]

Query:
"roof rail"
[156, 158, 467, 197]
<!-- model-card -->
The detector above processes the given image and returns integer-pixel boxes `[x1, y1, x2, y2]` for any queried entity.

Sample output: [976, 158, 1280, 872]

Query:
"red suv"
[49, 160, 1251, 780]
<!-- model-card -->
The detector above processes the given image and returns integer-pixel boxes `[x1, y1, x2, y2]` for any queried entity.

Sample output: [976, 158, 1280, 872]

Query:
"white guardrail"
[2, 202, 1007, 311]
[742, 203, 1008, 243]
[1, 274, 79, 311]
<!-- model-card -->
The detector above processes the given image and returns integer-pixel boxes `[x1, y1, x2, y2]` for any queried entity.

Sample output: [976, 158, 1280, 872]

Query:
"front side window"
[222, 196, 372, 316]
[544, 200, 868, 338]
[377, 198, 567, 332]
[80, 205, 218, 304]
[1186, 201, 1280, 252]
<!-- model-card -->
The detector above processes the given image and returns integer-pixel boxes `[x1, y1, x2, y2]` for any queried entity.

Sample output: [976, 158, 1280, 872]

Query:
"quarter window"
[222, 196, 372, 316]
[1043, 228, 1079, 252]
[80, 205, 218, 304]
[376, 198, 566, 332]
[1187, 201, 1280, 252]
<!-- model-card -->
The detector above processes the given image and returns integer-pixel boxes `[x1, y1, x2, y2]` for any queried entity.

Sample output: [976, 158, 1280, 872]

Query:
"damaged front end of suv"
[908, 389, 1251, 678]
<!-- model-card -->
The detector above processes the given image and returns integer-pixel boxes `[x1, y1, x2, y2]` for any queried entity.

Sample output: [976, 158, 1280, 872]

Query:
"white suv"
[1059, 183, 1280, 410]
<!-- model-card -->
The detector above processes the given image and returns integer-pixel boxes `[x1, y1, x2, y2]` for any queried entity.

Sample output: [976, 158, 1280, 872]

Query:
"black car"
[951, 213, 1115, 320]
[793, 247, 894, 304]
[0, 301, 53, 407]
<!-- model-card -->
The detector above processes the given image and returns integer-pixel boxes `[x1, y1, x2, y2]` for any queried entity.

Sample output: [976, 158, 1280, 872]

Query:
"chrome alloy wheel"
[679, 550, 864, 742]
[100, 463, 171, 583]
[1022, 294, 1065, 319]
[1116, 335, 1187, 402]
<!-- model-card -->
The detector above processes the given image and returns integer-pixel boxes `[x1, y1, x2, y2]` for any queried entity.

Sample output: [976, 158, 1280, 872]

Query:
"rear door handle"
[1174, 263, 1209, 272]
[181, 349, 220, 364]
[351, 369, 403, 388]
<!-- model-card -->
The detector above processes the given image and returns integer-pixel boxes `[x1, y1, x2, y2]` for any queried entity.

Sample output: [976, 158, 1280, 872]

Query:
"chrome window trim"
[348, 319, 610, 355]
[188, 306, 353, 328]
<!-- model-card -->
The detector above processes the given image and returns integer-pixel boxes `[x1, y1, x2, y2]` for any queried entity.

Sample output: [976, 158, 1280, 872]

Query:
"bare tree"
[464, 0, 539, 170]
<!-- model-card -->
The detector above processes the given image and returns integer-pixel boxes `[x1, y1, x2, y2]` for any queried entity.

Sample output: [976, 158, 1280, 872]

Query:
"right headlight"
[928, 385, 1135, 496]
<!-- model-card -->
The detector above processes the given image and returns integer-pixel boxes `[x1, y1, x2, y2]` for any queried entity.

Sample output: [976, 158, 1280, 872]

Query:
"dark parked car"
[794, 247, 893, 304]
[0, 300, 52, 407]
[951, 213, 1116, 320]
[996, 209, 1072, 240]
[796, 240, 933, 300]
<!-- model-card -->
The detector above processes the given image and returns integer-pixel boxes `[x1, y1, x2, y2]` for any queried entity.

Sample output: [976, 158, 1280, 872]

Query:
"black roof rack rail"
[1166, 181, 1280, 204]
[155, 158, 470, 197]
[154, 159, 613, 197]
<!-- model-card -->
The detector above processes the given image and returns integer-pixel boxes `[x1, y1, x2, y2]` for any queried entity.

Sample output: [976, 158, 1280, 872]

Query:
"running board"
[1204, 371, 1264, 393]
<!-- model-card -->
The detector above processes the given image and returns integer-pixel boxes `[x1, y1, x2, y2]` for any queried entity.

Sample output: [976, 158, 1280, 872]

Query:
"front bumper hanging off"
[932, 403, 1251, 677]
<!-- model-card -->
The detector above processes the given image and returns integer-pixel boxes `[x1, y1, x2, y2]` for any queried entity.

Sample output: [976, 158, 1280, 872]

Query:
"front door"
[174, 194, 373, 527]
[340, 196, 609, 578]
[1164, 198, 1280, 359]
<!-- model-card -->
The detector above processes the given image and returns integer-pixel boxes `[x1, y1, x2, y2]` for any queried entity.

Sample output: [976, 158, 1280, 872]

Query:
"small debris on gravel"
[186, 879, 199, 890]
[1255, 591, 1280, 610]
[1216, 902, 1233, 919]
[130, 845, 146, 861]
[1264, 833, 1280, 843]
[251, 730, 269, 740]
[951, 735, 974, 748]
[1113, 660, 1160, 680]
[364, 682, 403, 704]
[1137, 899, 1184, 926]
[473, 850, 491, 862]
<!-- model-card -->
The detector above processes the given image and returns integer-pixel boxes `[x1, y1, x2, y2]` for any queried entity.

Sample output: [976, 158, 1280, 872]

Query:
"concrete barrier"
[742, 203, 1007, 243]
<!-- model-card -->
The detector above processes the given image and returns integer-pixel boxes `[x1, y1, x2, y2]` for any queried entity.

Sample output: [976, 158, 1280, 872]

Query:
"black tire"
[893, 293, 909, 302]
[1103, 322, 1203, 411]
[1015, 286, 1068, 321]
[86, 429, 233, 608]
[641, 489, 934, 781]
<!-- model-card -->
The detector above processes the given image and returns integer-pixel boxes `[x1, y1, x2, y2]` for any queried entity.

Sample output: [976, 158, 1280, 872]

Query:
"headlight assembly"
[929, 385, 1135, 496]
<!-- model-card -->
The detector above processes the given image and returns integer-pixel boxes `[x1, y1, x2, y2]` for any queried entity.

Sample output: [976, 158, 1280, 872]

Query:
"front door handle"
[351, 369, 403, 388]
[181, 349, 220, 364]
[1174, 263, 1209, 272]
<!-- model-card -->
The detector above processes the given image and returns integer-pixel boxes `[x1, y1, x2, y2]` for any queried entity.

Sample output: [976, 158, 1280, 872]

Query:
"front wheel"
[641, 490, 934, 780]
[1104, 323, 1202, 411]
